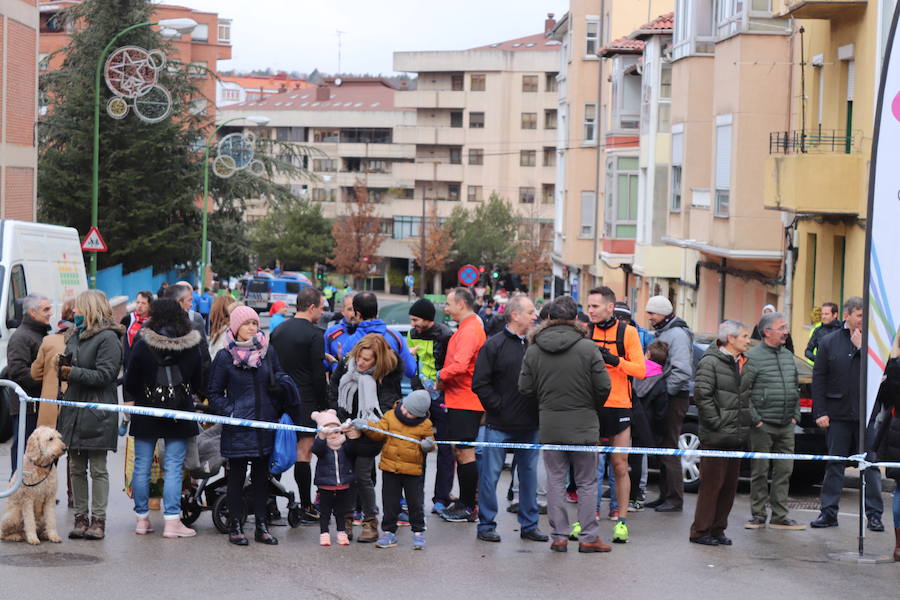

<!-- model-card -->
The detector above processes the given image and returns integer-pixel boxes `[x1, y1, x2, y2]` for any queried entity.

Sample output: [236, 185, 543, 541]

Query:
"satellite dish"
[334, 77, 343, 86]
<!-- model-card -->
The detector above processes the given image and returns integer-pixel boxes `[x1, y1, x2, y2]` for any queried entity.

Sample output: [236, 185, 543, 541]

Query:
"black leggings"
[227, 456, 269, 525]
[318, 488, 352, 533]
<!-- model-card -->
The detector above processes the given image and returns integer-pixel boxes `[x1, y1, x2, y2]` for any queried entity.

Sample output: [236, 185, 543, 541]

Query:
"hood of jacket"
[357, 319, 387, 336]
[657, 316, 691, 334]
[140, 327, 202, 352]
[529, 320, 585, 354]
[66, 319, 124, 341]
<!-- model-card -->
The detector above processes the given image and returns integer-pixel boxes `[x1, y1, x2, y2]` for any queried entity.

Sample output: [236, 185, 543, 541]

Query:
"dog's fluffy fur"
[1, 426, 66, 544]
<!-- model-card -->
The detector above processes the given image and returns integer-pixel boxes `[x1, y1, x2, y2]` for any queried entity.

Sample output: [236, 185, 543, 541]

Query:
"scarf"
[652, 313, 675, 331]
[337, 358, 381, 421]
[127, 312, 149, 347]
[226, 329, 268, 369]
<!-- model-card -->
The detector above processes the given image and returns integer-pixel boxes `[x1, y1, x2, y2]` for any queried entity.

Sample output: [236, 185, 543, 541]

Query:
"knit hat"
[230, 305, 259, 335]
[645, 295, 674, 316]
[402, 390, 431, 418]
[409, 298, 436, 321]
[269, 300, 286, 317]
[311, 409, 341, 429]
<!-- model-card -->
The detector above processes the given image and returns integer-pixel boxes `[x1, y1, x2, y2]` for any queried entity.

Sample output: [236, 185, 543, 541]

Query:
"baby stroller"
[181, 424, 305, 531]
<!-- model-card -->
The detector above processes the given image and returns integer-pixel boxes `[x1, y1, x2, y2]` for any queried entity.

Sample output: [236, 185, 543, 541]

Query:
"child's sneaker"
[319, 533, 331, 546]
[352, 510, 362, 526]
[608, 509, 619, 521]
[568, 521, 582, 541]
[375, 532, 398, 548]
[336, 531, 350, 546]
[565, 491, 578, 503]
[397, 510, 411, 526]
[413, 531, 426, 550]
[613, 521, 629, 543]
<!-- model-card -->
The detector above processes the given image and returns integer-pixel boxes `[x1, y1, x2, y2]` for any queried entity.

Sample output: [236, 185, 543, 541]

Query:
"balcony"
[778, 0, 867, 19]
[394, 90, 467, 109]
[763, 130, 866, 214]
[394, 126, 465, 146]
[393, 162, 464, 182]
[335, 143, 415, 159]
[335, 171, 410, 189]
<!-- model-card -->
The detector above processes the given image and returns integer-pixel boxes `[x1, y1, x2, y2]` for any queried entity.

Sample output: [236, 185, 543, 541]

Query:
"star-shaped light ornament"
[104, 46, 172, 123]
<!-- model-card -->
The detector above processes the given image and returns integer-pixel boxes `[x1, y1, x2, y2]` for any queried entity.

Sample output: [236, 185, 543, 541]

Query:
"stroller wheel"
[288, 506, 302, 528]
[181, 492, 203, 526]
[212, 493, 246, 534]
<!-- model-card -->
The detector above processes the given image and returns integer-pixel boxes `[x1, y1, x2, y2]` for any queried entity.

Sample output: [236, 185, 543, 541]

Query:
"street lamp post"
[198, 115, 270, 288]
[90, 18, 197, 288]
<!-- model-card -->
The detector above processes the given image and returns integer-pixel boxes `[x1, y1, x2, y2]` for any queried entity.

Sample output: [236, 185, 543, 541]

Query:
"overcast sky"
[163, 0, 569, 75]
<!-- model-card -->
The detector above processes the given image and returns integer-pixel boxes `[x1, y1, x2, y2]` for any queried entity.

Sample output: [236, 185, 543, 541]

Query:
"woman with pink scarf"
[208, 305, 301, 547]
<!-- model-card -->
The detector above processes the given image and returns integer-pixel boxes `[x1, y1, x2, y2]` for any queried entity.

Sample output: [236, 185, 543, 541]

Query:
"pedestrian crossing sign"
[81, 227, 108, 252]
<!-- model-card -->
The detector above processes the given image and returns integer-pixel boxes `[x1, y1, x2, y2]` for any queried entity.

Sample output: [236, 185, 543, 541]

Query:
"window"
[585, 19, 600, 55]
[521, 113, 537, 129]
[470, 73, 486, 91]
[522, 75, 539, 92]
[276, 126, 305, 142]
[312, 188, 336, 202]
[290, 184, 308, 198]
[715, 117, 732, 217]
[519, 187, 535, 204]
[544, 109, 557, 129]
[188, 61, 207, 78]
[545, 72, 558, 92]
[673, 0, 715, 60]
[450, 111, 463, 128]
[542, 183, 555, 204]
[363, 160, 388, 173]
[218, 21, 231, 44]
[313, 129, 340, 143]
[715, 0, 741, 38]
[189, 98, 208, 115]
[469, 148, 484, 165]
[191, 24, 209, 42]
[451, 73, 464, 91]
[38, 54, 50, 71]
[313, 158, 337, 172]
[611, 57, 641, 130]
[7, 264, 27, 326]
[580, 191, 596, 237]
[583, 103, 597, 142]
[469, 112, 485, 128]
[671, 126, 683, 211]
[605, 156, 639, 238]
[520, 150, 536, 167]
[448, 183, 461, 202]
[449, 148, 462, 165]
[340, 128, 392, 143]
[468, 185, 483, 202]
[543, 146, 556, 167]
[393, 216, 421, 239]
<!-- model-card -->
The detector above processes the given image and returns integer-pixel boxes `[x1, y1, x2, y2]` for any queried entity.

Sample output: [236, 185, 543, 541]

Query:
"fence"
[95, 264, 182, 301]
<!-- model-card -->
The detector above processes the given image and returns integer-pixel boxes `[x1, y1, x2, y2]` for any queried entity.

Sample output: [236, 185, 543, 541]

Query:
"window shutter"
[715, 123, 732, 190]
[846, 60, 856, 101]
[672, 131, 684, 166]
[580, 191, 596, 235]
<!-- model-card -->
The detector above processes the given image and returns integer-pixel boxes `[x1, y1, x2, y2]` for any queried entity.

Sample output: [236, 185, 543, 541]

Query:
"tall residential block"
[1, 0, 39, 221]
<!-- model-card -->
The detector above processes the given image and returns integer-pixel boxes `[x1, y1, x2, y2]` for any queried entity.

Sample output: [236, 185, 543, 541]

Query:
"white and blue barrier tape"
[18, 394, 900, 470]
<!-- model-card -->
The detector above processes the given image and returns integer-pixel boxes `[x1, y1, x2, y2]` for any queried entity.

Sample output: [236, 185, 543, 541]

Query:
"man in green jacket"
[740, 311, 805, 530]
[689, 320, 751, 546]
[519, 296, 612, 553]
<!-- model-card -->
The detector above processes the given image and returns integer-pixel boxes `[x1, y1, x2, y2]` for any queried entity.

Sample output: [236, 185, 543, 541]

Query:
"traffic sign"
[81, 227, 108, 252]
[457, 264, 478, 287]
[404, 275, 415, 288]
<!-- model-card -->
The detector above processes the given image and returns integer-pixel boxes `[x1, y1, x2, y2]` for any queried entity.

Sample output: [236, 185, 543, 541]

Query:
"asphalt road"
[0, 440, 897, 600]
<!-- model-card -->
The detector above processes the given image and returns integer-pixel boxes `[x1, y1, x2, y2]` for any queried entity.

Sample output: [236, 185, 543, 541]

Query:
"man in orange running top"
[586, 287, 646, 543]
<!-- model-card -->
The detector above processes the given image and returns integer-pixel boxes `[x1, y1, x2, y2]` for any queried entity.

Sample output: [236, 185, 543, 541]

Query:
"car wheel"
[680, 421, 701, 494]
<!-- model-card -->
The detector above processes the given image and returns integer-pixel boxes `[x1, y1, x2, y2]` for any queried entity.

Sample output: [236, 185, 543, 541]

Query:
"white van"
[0, 220, 88, 371]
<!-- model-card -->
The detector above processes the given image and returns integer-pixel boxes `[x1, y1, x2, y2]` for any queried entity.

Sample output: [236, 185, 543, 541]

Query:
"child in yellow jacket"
[353, 390, 435, 549]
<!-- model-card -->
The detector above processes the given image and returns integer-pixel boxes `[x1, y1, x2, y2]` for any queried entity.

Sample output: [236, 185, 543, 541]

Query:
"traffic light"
[492, 270, 500, 279]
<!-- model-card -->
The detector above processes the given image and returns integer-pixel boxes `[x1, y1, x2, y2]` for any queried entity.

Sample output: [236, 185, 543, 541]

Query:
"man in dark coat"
[6, 293, 51, 472]
[810, 297, 884, 531]
[804, 302, 841, 364]
[473, 295, 547, 544]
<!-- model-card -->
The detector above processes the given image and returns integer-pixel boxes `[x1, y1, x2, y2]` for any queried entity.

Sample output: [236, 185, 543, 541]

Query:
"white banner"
[865, 3, 900, 418]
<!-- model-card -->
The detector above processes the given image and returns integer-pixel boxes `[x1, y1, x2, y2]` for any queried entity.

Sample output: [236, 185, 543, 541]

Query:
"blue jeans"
[477, 428, 540, 533]
[132, 437, 188, 517]
[597, 453, 618, 511]
[893, 488, 900, 528]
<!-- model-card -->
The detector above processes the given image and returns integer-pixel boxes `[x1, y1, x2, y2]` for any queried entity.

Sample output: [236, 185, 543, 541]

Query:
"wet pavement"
[1, 439, 897, 600]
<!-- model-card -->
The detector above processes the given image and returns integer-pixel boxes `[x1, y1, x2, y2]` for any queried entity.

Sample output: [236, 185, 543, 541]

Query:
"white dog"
[1, 426, 67, 545]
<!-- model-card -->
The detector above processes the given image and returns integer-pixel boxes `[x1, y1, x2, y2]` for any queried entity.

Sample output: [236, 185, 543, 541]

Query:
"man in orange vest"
[586, 287, 646, 544]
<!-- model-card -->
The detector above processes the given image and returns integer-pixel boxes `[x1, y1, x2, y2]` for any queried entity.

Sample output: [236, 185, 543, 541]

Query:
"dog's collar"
[22, 469, 52, 487]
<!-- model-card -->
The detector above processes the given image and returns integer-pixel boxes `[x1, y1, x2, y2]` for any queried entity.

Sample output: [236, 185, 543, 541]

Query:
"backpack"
[144, 347, 192, 411]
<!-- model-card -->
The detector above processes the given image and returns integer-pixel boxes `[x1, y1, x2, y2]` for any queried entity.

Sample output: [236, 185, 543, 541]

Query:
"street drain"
[0, 552, 101, 567]
[787, 498, 821, 511]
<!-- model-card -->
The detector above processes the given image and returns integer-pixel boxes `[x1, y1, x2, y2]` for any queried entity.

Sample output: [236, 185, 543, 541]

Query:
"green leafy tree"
[446, 192, 518, 267]
[249, 197, 333, 271]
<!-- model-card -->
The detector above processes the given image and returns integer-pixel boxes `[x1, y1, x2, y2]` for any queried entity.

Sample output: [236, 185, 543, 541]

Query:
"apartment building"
[219, 77, 418, 289]
[1, 0, 39, 221]
[217, 73, 315, 108]
[550, 0, 672, 303]
[763, 0, 881, 346]
[665, 0, 792, 336]
[39, 1, 232, 121]
[392, 16, 560, 283]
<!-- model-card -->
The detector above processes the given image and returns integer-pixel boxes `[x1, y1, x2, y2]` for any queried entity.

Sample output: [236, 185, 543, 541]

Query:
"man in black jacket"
[810, 297, 884, 531]
[6, 293, 51, 473]
[472, 295, 548, 543]
[804, 302, 841, 364]
[271, 286, 328, 523]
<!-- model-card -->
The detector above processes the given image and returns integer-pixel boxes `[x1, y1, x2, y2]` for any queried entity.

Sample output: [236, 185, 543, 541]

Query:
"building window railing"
[768, 129, 862, 155]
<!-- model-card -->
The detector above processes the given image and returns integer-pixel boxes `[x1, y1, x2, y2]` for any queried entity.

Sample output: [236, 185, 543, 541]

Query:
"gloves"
[599, 347, 620, 367]
[420, 437, 435, 453]
[351, 418, 369, 431]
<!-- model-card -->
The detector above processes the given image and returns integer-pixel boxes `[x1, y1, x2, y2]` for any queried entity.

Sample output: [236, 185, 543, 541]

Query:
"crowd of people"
[2, 282, 900, 561]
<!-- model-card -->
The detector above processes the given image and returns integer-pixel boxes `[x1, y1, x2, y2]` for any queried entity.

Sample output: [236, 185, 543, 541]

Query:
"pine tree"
[328, 180, 386, 285]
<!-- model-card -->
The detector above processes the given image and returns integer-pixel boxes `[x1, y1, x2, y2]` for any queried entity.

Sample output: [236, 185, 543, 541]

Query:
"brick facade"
[5, 18, 35, 146]
[3, 167, 35, 219]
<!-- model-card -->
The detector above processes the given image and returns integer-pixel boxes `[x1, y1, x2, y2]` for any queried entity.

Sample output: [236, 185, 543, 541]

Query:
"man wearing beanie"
[644, 295, 694, 512]
[353, 389, 435, 549]
[406, 298, 455, 514]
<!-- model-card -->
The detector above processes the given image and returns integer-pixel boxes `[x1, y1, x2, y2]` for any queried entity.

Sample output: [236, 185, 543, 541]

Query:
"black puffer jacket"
[812, 327, 861, 422]
[473, 327, 536, 431]
[694, 344, 750, 449]
[870, 358, 900, 480]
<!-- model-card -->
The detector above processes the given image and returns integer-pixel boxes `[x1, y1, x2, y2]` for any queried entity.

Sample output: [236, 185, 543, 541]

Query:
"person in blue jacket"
[346, 292, 417, 378]
[324, 293, 360, 371]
